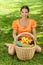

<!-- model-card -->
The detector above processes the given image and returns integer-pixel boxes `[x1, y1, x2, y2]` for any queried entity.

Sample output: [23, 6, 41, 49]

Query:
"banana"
[19, 36, 33, 44]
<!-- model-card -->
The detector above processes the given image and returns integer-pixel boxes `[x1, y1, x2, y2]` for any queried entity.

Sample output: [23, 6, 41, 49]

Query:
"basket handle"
[16, 32, 36, 45]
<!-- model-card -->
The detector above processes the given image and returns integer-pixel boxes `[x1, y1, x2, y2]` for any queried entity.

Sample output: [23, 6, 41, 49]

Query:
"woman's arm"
[32, 27, 36, 41]
[13, 29, 17, 41]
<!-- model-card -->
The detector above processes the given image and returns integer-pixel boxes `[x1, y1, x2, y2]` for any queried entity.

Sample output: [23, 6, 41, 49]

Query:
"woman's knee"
[8, 45, 16, 55]
[35, 45, 41, 52]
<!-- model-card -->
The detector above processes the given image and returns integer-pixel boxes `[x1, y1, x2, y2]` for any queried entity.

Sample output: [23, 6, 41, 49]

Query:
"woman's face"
[21, 8, 29, 18]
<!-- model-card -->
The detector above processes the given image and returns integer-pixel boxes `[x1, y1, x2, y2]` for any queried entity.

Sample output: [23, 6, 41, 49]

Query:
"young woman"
[5, 5, 41, 55]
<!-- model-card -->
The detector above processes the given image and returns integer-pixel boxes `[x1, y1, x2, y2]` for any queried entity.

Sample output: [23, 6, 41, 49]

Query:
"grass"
[0, 0, 43, 65]
[0, 44, 43, 65]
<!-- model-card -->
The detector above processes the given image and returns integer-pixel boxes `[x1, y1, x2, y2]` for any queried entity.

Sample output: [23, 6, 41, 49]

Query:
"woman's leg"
[4, 43, 12, 47]
[4, 43, 16, 55]
[35, 45, 41, 52]
[8, 44, 16, 55]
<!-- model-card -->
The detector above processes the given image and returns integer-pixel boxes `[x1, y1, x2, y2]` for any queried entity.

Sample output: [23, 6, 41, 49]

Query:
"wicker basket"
[15, 32, 36, 60]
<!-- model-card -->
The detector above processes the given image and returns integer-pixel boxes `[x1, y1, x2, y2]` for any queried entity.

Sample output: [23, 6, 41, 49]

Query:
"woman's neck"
[19, 17, 29, 27]
[21, 17, 28, 22]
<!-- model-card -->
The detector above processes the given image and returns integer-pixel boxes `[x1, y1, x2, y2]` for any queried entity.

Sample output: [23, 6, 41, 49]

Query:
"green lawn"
[0, 0, 43, 65]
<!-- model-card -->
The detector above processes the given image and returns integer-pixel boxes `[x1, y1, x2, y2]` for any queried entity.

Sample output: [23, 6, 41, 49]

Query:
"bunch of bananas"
[20, 37, 32, 44]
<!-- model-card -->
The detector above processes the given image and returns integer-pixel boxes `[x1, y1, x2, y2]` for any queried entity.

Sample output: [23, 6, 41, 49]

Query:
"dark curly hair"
[20, 5, 29, 12]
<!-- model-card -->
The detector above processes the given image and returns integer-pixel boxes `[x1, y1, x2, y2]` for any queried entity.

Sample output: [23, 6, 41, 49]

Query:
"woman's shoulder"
[28, 18, 36, 24]
[29, 18, 36, 27]
[29, 18, 36, 22]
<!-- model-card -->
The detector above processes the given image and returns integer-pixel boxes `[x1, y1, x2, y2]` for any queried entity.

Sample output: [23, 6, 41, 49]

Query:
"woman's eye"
[25, 12, 28, 13]
[22, 12, 28, 13]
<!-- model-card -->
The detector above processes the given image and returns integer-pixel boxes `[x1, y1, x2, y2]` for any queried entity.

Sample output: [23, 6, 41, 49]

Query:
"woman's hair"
[20, 5, 29, 12]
